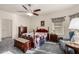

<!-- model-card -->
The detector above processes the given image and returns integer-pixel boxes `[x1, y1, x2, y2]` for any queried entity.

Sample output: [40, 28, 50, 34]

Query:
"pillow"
[25, 32, 34, 37]
[69, 31, 74, 40]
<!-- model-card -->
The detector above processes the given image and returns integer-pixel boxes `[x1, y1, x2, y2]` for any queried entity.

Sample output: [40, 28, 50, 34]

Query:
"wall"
[0, 5, 79, 40]
[0, 10, 30, 40]
[29, 15, 53, 33]
[29, 6, 79, 37]
[12, 14, 30, 39]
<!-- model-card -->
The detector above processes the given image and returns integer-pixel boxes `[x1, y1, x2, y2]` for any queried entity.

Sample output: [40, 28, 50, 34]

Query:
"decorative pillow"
[69, 31, 74, 40]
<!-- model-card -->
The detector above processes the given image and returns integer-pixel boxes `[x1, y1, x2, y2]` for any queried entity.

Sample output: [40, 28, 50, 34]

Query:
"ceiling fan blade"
[22, 5, 28, 10]
[33, 9, 41, 12]
[33, 12, 39, 16]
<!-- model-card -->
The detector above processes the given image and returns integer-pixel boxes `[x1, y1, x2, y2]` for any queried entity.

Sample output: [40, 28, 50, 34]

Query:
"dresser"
[14, 38, 31, 53]
[49, 34, 58, 42]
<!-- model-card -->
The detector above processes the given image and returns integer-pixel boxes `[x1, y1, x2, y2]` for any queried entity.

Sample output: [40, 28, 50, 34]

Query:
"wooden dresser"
[14, 38, 31, 53]
[49, 34, 58, 42]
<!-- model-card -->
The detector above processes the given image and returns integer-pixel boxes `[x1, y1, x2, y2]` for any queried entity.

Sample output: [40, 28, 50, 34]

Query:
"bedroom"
[0, 4, 79, 54]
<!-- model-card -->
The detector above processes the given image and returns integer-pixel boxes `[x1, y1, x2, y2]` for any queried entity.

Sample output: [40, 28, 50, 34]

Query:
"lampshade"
[69, 18, 79, 30]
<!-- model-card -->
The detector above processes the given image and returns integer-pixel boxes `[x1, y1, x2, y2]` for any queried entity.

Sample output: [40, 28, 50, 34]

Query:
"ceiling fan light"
[26, 13, 33, 16]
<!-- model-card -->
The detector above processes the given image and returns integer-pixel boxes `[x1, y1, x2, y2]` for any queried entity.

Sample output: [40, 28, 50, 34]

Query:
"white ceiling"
[0, 4, 77, 16]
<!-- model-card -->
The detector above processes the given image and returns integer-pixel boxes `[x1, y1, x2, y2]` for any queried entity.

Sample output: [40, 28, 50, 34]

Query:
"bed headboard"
[36, 27, 49, 33]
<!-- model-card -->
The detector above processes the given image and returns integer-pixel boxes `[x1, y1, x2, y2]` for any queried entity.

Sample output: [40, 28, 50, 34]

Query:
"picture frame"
[41, 21, 45, 26]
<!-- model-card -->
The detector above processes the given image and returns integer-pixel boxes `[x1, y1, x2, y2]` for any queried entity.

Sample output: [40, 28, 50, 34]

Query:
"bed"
[20, 27, 49, 39]
[18, 26, 49, 48]
[34, 27, 49, 48]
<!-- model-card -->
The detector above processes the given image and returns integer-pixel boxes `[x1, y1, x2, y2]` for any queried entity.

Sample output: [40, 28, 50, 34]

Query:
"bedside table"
[49, 34, 58, 42]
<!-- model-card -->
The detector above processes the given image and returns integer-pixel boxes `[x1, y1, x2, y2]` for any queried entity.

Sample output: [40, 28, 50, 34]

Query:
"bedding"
[34, 27, 49, 48]
[21, 32, 34, 37]
[34, 32, 47, 48]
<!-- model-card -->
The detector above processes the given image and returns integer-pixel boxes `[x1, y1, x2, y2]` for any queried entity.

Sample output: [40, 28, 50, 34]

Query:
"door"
[2, 19, 12, 39]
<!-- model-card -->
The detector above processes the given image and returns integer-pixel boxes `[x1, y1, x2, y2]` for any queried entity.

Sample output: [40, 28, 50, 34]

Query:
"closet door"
[2, 19, 12, 38]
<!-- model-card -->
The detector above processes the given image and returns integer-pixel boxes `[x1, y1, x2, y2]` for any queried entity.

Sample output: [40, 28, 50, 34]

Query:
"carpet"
[2, 51, 13, 54]
[0, 38, 64, 54]
[26, 42, 64, 54]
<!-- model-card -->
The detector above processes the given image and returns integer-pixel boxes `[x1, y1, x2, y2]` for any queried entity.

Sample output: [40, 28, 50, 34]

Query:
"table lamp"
[69, 18, 79, 43]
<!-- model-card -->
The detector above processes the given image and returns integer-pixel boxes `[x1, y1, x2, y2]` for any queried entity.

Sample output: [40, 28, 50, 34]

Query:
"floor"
[0, 38, 64, 54]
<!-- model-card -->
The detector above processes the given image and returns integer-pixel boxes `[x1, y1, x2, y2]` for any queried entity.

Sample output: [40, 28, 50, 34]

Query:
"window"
[54, 22, 64, 36]
[51, 17, 65, 36]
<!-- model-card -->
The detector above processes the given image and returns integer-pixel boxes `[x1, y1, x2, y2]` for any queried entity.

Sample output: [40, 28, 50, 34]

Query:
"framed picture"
[41, 21, 45, 26]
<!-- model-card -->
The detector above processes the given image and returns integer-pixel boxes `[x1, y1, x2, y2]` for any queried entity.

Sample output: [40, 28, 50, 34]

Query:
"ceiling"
[0, 4, 77, 16]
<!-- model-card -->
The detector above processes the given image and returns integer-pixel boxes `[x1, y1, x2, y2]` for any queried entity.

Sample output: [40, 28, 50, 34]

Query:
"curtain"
[51, 16, 65, 23]
[69, 13, 79, 20]
[51, 16, 65, 36]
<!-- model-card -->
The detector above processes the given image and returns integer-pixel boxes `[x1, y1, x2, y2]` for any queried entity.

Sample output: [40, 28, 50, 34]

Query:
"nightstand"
[49, 34, 58, 42]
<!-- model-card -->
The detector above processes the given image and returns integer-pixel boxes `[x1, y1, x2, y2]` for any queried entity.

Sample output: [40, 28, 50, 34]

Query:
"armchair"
[59, 31, 75, 54]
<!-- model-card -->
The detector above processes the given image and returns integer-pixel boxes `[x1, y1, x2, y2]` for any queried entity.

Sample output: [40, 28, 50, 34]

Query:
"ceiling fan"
[18, 4, 41, 16]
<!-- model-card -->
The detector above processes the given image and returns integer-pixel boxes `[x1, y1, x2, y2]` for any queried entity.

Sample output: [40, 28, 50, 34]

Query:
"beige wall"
[29, 6, 79, 37]
[12, 14, 30, 39]
[0, 5, 79, 41]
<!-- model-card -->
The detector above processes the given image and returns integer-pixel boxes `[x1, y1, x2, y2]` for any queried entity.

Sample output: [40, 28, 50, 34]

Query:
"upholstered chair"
[59, 31, 75, 54]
